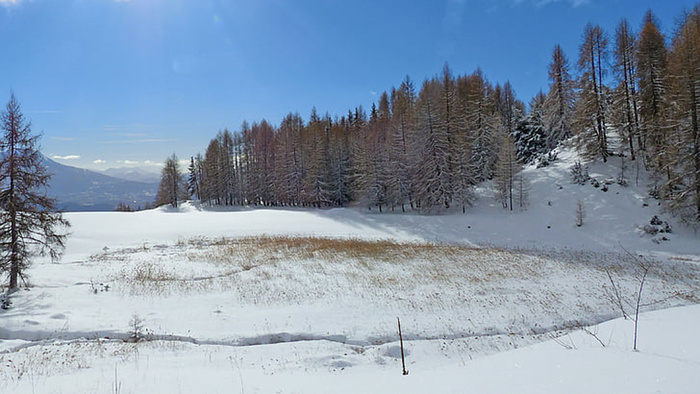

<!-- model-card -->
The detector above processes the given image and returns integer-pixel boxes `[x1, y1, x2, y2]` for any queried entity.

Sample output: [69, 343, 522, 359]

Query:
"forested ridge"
[156, 5, 700, 224]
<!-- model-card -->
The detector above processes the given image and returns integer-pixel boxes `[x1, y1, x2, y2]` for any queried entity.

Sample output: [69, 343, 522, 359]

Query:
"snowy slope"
[58, 140, 700, 260]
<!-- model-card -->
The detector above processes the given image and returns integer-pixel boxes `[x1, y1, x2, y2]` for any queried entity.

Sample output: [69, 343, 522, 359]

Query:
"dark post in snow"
[398, 317, 408, 375]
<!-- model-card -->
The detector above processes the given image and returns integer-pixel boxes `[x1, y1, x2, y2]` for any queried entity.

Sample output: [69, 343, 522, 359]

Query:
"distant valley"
[42, 156, 158, 211]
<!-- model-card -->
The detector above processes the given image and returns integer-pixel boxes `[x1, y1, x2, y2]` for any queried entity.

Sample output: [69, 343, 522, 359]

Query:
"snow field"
[1, 234, 698, 393]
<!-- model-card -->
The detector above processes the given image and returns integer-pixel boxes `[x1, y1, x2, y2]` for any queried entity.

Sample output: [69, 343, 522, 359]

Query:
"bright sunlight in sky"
[0, 0, 696, 171]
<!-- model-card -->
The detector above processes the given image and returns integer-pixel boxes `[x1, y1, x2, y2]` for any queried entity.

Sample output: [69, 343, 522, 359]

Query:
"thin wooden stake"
[398, 317, 409, 375]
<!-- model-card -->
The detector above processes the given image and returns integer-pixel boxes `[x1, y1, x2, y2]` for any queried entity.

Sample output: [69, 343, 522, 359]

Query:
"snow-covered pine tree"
[513, 92, 548, 164]
[543, 44, 575, 150]
[0, 93, 70, 290]
[187, 154, 203, 201]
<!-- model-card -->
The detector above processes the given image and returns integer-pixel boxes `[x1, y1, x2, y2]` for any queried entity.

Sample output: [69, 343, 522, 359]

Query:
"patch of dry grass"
[95, 235, 699, 320]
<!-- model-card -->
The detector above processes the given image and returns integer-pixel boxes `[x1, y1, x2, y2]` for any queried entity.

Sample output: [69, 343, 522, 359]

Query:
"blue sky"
[0, 0, 696, 171]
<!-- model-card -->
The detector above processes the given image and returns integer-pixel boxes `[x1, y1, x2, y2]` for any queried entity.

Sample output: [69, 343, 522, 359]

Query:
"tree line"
[157, 5, 700, 224]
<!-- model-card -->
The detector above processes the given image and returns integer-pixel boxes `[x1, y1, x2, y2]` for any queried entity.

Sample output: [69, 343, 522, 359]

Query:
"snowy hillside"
[1, 144, 698, 393]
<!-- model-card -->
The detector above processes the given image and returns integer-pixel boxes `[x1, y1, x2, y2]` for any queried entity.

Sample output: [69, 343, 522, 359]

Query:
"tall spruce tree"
[0, 93, 69, 290]
[187, 154, 203, 201]
[544, 45, 575, 149]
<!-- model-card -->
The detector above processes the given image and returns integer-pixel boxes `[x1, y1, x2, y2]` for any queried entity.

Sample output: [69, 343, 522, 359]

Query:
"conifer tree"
[187, 154, 203, 201]
[414, 79, 451, 211]
[201, 137, 223, 205]
[304, 109, 331, 207]
[637, 10, 669, 178]
[666, 6, 700, 223]
[274, 113, 305, 206]
[575, 23, 610, 162]
[495, 133, 520, 211]
[155, 154, 186, 208]
[327, 118, 351, 207]
[612, 19, 641, 160]
[464, 69, 498, 182]
[544, 45, 575, 149]
[387, 76, 417, 211]
[513, 92, 548, 163]
[0, 93, 69, 290]
[494, 83, 524, 211]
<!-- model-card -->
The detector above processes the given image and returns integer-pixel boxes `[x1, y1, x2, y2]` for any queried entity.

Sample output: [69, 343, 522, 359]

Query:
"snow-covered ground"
[1, 143, 699, 393]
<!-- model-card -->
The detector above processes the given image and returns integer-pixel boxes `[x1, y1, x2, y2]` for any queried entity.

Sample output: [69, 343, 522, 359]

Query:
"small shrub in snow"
[536, 151, 559, 168]
[89, 280, 110, 294]
[641, 224, 659, 236]
[0, 294, 11, 310]
[648, 186, 660, 200]
[128, 314, 146, 342]
[641, 216, 672, 237]
[570, 161, 589, 185]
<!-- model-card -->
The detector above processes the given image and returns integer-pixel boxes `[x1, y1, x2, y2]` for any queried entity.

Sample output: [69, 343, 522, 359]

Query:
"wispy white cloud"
[117, 160, 139, 165]
[100, 138, 178, 144]
[50, 136, 77, 141]
[27, 110, 62, 114]
[0, 0, 21, 7]
[522, 0, 589, 7]
[53, 155, 81, 160]
[487, 0, 590, 10]
[93, 159, 107, 165]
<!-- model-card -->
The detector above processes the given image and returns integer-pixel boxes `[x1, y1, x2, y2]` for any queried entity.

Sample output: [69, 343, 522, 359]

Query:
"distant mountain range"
[98, 167, 161, 184]
[42, 156, 158, 212]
